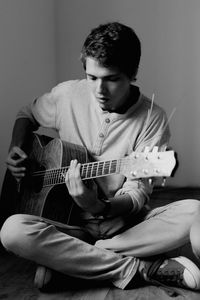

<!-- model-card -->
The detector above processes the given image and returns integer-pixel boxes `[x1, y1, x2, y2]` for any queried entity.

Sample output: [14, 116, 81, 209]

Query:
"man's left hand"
[65, 159, 104, 214]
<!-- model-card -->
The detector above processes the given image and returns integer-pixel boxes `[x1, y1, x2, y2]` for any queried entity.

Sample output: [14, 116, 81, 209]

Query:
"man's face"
[85, 57, 132, 112]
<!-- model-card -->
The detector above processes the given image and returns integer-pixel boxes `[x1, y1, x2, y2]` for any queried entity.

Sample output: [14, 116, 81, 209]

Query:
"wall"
[1, 0, 200, 190]
[56, 0, 200, 187]
[0, 0, 57, 191]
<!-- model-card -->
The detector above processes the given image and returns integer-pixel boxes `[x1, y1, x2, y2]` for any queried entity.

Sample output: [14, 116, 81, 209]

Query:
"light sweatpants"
[1, 199, 200, 289]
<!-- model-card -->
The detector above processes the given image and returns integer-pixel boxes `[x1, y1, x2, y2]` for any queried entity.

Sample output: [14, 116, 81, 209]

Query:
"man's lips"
[96, 96, 109, 102]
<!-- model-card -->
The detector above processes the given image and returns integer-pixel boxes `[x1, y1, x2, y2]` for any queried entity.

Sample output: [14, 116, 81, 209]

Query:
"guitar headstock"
[122, 147, 176, 180]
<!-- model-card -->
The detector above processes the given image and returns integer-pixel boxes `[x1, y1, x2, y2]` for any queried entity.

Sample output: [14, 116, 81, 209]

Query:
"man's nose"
[96, 79, 106, 94]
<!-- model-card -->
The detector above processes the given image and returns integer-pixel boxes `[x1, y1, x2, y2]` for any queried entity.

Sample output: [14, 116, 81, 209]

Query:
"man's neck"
[113, 85, 140, 114]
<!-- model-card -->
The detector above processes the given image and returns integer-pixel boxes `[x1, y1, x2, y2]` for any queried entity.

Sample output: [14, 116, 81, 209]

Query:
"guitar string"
[32, 158, 124, 176]
[41, 164, 121, 186]
[31, 154, 168, 183]
[33, 158, 170, 187]
[31, 161, 166, 188]
[31, 156, 157, 178]
[31, 150, 166, 177]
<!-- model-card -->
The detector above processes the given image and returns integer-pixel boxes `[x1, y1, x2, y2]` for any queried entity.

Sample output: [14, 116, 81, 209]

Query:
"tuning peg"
[154, 169, 160, 174]
[163, 146, 167, 151]
[130, 171, 137, 177]
[142, 169, 149, 175]
[144, 147, 150, 160]
[152, 146, 159, 153]
[161, 177, 166, 187]
[148, 178, 153, 185]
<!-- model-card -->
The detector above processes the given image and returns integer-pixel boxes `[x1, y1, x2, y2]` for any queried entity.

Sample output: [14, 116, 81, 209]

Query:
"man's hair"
[80, 22, 141, 80]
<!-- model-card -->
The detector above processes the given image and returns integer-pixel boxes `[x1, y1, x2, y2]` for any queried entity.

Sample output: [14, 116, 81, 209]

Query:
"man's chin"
[98, 102, 109, 110]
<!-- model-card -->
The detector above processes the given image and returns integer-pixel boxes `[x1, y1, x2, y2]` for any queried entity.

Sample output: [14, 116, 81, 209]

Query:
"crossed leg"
[1, 199, 200, 289]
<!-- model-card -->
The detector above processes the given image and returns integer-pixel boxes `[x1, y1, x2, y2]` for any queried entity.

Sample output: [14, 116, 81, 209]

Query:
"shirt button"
[105, 118, 110, 123]
[99, 133, 104, 138]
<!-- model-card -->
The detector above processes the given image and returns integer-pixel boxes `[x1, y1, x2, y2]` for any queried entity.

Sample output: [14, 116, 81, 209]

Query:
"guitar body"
[1, 133, 175, 228]
[18, 134, 88, 225]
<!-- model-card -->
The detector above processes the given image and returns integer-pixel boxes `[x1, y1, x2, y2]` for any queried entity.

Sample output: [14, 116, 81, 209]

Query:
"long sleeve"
[115, 107, 171, 213]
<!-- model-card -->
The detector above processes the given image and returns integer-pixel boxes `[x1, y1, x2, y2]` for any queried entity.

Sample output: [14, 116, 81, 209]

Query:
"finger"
[69, 161, 78, 190]
[9, 169, 26, 181]
[67, 160, 75, 181]
[6, 157, 26, 168]
[71, 161, 82, 185]
[69, 159, 78, 170]
[7, 147, 27, 167]
[68, 160, 79, 181]
[12, 172, 25, 180]
[7, 165, 26, 177]
[7, 168, 25, 183]
[66, 161, 83, 195]
[8, 165, 26, 173]
[64, 170, 70, 186]
[65, 168, 74, 192]
[15, 178, 21, 184]
[11, 146, 27, 159]
[75, 163, 82, 181]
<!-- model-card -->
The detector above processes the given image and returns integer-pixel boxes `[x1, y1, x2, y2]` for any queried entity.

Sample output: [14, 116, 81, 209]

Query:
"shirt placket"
[92, 117, 111, 156]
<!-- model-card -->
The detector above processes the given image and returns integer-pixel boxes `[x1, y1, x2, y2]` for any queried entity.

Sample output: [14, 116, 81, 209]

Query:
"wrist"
[93, 199, 111, 218]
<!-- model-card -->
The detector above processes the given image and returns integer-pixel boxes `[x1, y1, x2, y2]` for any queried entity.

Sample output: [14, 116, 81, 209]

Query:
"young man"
[1, 22, 200, 292]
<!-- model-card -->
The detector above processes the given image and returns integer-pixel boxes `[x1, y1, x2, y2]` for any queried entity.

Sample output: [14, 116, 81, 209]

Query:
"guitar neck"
[32, 149, 176, 187]
[42, 158, 124, 187]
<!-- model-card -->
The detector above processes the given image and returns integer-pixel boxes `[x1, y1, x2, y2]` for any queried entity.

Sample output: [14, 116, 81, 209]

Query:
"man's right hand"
[6, 146, 28, 182]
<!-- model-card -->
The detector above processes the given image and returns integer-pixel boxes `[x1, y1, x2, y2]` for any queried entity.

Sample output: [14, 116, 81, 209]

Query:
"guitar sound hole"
[25, 160, 45, 193]
[42, 185, 82, 226]
[33, 167, 45, 193]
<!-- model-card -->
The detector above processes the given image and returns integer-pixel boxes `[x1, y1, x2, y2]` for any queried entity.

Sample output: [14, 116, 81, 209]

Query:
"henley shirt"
[17, 79, 170, 217]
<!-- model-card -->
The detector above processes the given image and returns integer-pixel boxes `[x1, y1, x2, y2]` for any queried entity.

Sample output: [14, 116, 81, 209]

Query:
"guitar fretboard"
[31, 150, 175, 188]
[33, 158, 124, 187]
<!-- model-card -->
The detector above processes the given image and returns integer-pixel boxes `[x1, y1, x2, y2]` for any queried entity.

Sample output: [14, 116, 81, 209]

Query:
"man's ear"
[130, 70, 138, 83]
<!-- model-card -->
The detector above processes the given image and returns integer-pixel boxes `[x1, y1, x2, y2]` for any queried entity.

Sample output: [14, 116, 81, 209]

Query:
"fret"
[81, 164, 87, 178]
[101, 161, 106, 175]
[91, 162, 98, 177]
[84, 162, 91, 178]
[50, 170, 55, 185]
[52, 170, 57, 185]
[43, 172, 48, 186]
[104, 161, 110, 175]
[49, 171, 53, 185]
[110, 160, 118, 174]
[80, 164, 85, 178]
[108, 161, 112, 174]
[61, 168, 67, 183]
[88, 162, 94, 178]
[58, 172, 62, 184]
[97, 162, 102, 176]
[43, 158, 123, 187]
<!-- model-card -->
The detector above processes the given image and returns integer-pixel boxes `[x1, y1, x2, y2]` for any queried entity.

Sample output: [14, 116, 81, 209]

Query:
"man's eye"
[108, 77, 120, 82]
[87, 76, 96, 81]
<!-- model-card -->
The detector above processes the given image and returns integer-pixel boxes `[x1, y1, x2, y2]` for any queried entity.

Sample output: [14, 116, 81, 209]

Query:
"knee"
[190, 219, 200, 259]
[0, 214, 32, 256]
[187, 199, 200, 214]
[182, 199, 200, 221]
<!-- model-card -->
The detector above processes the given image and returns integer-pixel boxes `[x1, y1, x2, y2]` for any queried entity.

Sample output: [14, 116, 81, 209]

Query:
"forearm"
[108, 193, 134, 217]
[9, 118, 39, 151]
[93, 193, 134, 218]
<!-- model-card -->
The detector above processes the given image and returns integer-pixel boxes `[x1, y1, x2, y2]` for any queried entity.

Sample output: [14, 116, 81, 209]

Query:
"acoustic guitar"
[16, 133, 176, 226]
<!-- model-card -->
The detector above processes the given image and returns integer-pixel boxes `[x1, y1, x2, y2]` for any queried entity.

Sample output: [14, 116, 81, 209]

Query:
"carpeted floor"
[0, 187, 200, 300]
